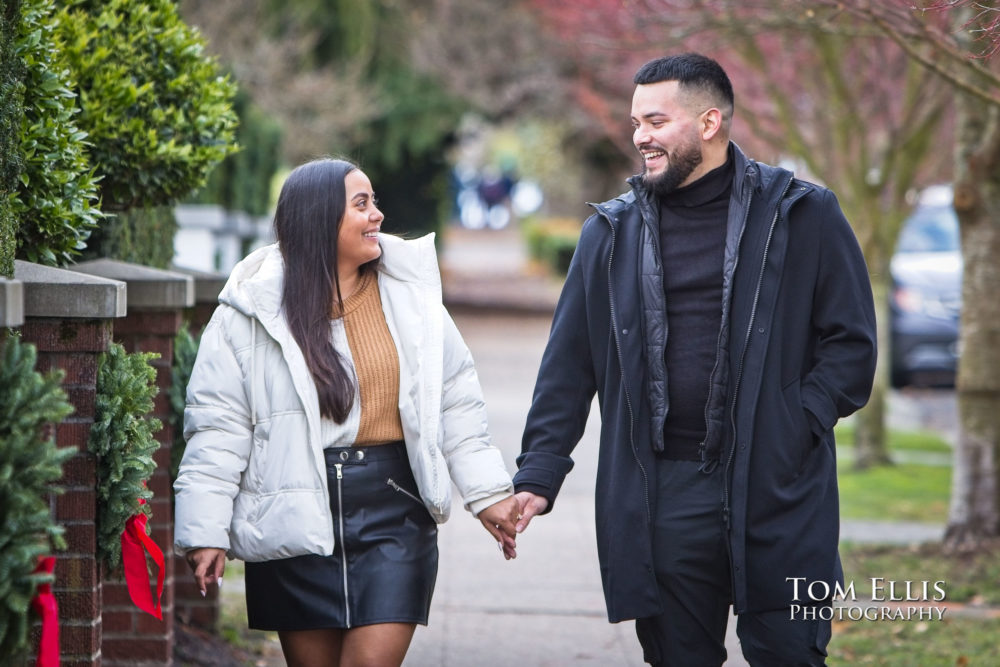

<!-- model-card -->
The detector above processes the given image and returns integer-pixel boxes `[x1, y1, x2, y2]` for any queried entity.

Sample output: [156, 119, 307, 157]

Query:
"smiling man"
[512, 53, 877, 665]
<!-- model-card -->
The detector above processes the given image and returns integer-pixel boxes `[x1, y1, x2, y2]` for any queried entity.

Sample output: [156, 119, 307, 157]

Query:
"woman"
[174, 158, 520, 667]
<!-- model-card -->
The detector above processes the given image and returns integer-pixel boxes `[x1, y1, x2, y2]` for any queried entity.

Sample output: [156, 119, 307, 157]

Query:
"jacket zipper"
[334, 463, 351, 627]
[600, 206, 652, 524]
[700, 190, 754, 471]
[386, 478, 423, 505]
[721, 178, 792, 530]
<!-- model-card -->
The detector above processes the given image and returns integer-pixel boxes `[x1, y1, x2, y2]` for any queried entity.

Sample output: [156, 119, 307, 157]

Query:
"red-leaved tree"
[528, 0, 953, 468]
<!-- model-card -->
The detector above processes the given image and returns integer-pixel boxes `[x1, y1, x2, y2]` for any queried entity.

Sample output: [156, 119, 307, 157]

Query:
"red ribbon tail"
[121, 513, 165, 620]
[31, 556, 60, 667]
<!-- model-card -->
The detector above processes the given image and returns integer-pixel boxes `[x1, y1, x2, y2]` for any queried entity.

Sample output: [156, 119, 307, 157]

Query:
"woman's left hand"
[478, 495, 521, 560]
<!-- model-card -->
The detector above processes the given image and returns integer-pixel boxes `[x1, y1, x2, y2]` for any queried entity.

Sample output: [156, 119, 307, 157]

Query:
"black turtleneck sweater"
[657, 157, 733, 458]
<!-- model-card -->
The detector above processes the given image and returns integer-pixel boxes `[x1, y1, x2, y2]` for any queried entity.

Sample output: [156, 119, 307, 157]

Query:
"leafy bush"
[522, 217, 581, 275]
[78, 206, 178, 269]
[88, 343, 162, 573]
[54, 0, 238, 214]
[0, 334, 74, 661]
[168, 324, 199, 482]
[0, 0, 23, 277]
[12, 0, 101, 266]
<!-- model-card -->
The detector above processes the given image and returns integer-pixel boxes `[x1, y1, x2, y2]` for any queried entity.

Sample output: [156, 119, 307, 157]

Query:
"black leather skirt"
[244, 441, 438, 630]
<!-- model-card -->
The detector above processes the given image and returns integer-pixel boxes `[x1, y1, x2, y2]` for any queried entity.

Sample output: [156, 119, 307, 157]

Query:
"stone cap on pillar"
[0, 278, 24, 327]
[170, 264, 227, 305]
[73, 259, 194, 310]
[14, 260, 127, 318]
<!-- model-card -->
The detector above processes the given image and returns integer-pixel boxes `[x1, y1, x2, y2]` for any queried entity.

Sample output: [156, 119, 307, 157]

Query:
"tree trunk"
[944, 89, 1000, 550]
[853, 247, 892, 469]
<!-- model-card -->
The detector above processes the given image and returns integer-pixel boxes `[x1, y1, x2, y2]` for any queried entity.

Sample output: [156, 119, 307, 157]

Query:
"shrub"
[11, 0, 101, 267]
[522, 217, 581, 275]
[78, 206, 178, 269]
[0, 334, 74, 661]
[0, 0, 23, 277]
[54, 0, 238, 215]
[168, 324, 199, 482]
[88, 342, 162, 573]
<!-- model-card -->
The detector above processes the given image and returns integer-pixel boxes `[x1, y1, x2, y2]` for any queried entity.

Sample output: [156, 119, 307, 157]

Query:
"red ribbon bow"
[31, 556, 59, 667]
[121, 498, 165, 620]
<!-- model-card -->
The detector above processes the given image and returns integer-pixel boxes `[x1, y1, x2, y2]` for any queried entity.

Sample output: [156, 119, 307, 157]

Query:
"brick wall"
[21, 318, 113, 667]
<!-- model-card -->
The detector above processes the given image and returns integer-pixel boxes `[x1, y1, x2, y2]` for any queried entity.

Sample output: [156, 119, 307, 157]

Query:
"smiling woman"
[173, 157, 521, 667]
[338, 170, 385, 300]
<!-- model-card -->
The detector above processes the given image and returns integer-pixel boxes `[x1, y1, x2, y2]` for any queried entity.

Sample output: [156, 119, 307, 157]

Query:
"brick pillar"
[74, 260, 193, 667]
[169, 267, 225, 630]
[15, 260, 127, 667]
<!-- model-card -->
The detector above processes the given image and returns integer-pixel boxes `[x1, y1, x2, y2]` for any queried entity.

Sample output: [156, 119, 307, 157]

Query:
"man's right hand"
[513, 491, 549, 534]
[185, 547, 226, 596]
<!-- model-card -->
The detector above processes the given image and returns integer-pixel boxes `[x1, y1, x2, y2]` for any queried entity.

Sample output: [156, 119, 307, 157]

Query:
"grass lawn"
[829, 615, 1000, 666]
[837, 460, 951, 523]
[835, 425, 951, 523]
[831, 540, 1000, 665]
[834, 423, 952, 453]
[828, 426, 1000, 664]
[839, 541, 1000, 605]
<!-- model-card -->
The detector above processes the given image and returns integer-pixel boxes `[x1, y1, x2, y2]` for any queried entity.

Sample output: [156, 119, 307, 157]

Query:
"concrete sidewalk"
[421, 224, 742, 665]
[405, 309, 745, 666]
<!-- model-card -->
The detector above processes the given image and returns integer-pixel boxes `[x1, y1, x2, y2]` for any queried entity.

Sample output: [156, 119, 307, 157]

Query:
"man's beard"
[642, 141, 703, 197]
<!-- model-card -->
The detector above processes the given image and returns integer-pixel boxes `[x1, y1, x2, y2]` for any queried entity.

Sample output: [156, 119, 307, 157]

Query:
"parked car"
[890, 185, 962, 388]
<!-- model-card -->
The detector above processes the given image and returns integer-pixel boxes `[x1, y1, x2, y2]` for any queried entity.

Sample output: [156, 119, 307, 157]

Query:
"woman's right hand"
[185, 547, 226, 596]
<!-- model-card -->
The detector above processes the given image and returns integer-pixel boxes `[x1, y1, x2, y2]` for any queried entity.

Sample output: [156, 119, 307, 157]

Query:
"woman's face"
[338, 169, 384, 272]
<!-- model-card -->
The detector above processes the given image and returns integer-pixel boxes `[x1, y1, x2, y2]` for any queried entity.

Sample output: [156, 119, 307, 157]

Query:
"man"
[512, 53, 876, 665]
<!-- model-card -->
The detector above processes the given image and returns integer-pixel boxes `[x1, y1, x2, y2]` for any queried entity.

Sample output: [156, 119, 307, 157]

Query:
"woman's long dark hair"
[273, 157, 374, 422]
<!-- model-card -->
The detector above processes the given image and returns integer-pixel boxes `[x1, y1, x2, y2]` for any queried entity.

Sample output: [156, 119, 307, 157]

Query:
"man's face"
[631, 80, 704, 195]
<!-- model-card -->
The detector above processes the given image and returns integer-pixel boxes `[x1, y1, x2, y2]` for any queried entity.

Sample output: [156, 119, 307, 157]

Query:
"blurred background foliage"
[178, 0, 609, 237]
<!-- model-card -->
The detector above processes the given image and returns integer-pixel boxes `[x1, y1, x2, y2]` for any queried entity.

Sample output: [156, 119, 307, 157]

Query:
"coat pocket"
[780, 378, 815, 478]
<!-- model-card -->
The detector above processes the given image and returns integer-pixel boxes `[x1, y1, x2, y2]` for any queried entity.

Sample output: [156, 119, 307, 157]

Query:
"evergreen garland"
[87, 342, 162, 574]
[168, 324, 199, 482]
[0, 334, 74, 662]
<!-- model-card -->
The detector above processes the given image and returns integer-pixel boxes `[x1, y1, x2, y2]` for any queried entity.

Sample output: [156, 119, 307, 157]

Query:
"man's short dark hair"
[634, 53, 734, 113]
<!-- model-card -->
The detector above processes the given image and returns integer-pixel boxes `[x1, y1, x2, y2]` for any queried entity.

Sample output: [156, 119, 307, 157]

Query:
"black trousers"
[635, 459, 831, 666]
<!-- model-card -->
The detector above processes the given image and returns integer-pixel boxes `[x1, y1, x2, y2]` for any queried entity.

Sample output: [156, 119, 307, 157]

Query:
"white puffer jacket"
[173, 233, 513, 561]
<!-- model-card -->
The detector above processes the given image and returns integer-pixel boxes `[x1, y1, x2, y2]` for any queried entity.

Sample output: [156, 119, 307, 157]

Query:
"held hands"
[477, 491, 550, 560]
[513, 491, 548, 534]
[478, 495, 521, 560]
[185, 547, 226, 596]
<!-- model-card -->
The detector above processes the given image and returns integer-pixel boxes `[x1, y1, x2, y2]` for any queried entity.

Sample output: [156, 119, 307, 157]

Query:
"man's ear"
[701, 108, 724, 141]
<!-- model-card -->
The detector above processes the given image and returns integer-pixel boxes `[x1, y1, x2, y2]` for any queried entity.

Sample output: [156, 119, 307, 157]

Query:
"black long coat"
[513, 144, 877, 621]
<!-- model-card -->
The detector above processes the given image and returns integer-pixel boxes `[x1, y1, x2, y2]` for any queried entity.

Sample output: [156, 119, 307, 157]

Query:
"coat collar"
[217, 232, 439, 322]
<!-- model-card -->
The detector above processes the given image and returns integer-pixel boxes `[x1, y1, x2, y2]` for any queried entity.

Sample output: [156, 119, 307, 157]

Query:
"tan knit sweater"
[340, 271, 404, 445]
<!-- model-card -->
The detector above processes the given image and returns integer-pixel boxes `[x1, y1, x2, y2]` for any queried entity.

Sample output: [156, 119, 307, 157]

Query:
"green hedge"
[522, 217, 581, 276]
[78, 206, 178, 269]
[0, 334, 74, 662]
[54, 0, 238, 215]
[168, 324, 199, 482]
[12, 0, 101, 267]
[0, 0, 23, 277]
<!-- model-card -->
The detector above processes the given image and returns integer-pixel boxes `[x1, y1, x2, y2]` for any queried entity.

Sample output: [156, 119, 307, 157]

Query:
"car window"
[896, 206, 960, 253]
